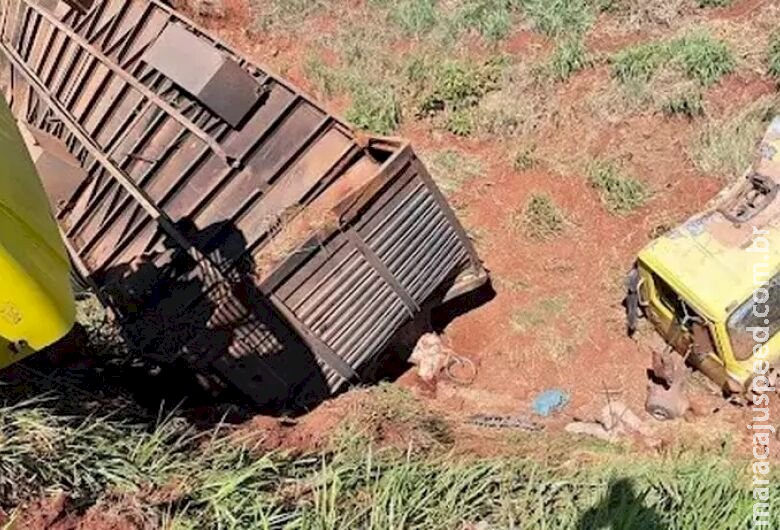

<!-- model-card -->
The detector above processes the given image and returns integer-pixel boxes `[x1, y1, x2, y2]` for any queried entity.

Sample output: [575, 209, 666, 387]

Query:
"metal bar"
[81, 108, 207, 260]
[346, 229, 418, 315]
[0, 38, 212, 274]
[269, 293, 360, 385]
[24, 1, 237, 167]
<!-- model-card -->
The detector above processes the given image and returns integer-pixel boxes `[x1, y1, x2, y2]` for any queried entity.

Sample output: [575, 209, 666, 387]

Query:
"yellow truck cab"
[0, 95, 75, 368]
[635, 117, 780, 396]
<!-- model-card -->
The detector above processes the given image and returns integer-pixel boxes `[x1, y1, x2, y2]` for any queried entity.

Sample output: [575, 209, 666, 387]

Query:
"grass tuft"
[455, 0, 522, 41]
[587, 159, 651, 214]
[385, 0, 440, 36]
[520, 0, 595, 38]
[549, 38, 590, 81]
[612, 32, 734, 87]
[612, 41, 669, 83]
[513, 145, 537, 170]
[346, 85, 401, 135]
[672, 32, 735, 86]
[769, 30, 780, 80]
[516, 193, 569, 240]
[661, 90, 704, 118]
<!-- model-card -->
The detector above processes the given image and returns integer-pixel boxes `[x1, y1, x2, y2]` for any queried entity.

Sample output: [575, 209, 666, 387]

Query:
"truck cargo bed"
[0, 0, 488, 408]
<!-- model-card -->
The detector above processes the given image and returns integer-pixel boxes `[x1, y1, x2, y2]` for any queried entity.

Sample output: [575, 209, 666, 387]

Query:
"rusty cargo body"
[0, 0, 488, 408]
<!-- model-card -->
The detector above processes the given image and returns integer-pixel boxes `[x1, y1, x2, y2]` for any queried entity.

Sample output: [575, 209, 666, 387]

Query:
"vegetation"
[0, 395, 771, 529]
[697, 0, 732, 6]
[513, 145, 537, 170]
[520, 0, 595, 37]
[549, 38, 590, 81]
[517, 193, 569, 240]
[661, 90, 704, 118]
[587, 159, 651, 214]
[691, 97, 777, 179]
[345, 85, 401, 135]
[424, 149, 484, 194]
[769, 30, 780, 80]
[612, 31, 735, 87]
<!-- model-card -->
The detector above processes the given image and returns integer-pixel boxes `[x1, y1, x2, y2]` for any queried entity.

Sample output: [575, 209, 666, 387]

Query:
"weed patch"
[384, 0, 440, 36]
[345, 85, 401, 135]
[587, 159, 651, 214]
[661, 90, 704, 118]
[674, 32, 735, 86]
[697, 0, 731, 6]
[514, 145, 537, 170]
[514, 194, 569, 240]
[549, 38, 590, 81]
[612, 32, 734, 87]
[520, 0, 595, 38]
[769, 31, 780, 80]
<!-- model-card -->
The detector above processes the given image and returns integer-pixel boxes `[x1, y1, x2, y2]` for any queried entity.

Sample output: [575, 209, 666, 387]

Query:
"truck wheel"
[646, 382, 689, 421]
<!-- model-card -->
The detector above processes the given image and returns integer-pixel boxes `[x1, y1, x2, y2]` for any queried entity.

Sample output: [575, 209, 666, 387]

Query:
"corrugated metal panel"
[0, 0, 487, 408]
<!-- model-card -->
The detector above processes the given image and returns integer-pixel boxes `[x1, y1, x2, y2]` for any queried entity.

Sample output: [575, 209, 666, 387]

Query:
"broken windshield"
[727, 272, 780, 361]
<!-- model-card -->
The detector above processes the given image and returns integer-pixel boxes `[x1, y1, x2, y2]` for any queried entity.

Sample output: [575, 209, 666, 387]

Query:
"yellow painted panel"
[0, 96, 74, 368]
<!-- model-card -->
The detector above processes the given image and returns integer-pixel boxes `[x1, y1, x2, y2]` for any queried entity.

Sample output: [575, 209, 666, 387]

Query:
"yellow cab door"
[0, 95, 74, 368]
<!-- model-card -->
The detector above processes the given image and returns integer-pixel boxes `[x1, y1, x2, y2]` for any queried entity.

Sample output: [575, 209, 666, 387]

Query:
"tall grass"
[0, 396, 770, 529]
[3, 372, 780, 530]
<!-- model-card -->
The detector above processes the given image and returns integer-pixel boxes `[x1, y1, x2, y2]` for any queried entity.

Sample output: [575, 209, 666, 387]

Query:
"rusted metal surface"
[0, 0, 488, 408]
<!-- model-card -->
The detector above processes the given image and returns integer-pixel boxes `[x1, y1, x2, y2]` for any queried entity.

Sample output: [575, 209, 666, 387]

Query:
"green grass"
[769, 30, 780, 80]
[519, 0, 595, 37]
[0, 392, 775, 528]
[345, 84, 401, 135]
[549, 38, 590, 81]
[418, 59, 502, 114]
[587, 159, 651, 214]
[385, 0, 440, 36]
[515, 193, 569, 240]
[612, 32, 734, 87]
[455, 0, 522, 41]
[673, 32, 735, 86]
[691, 97, 777, 179]
[612, 41, 670, 83]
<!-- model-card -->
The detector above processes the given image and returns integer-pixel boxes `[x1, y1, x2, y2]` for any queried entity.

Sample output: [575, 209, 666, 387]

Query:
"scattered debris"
[531, 389, 570, 417]
[409, 333, 477, 385]
[646, 348, 690, 421]
[409, 333, 448, 382]
[566, 401, 658, 445]
[466, 414, 544, 431]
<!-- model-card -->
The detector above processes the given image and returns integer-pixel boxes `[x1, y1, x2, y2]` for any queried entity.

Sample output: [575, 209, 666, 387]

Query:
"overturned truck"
[0, 0, 488, 408]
